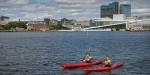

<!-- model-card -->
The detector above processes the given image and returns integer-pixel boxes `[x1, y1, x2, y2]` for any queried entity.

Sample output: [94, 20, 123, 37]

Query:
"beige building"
[0, 16, 9, 25]
[49, 19, 58, 26]
[128, 19, 150, 31]
[74, 20, 90, 27]
[26, 21, 49, 31]
[0, 16, 9, 30]
[126, 15, 150, 31]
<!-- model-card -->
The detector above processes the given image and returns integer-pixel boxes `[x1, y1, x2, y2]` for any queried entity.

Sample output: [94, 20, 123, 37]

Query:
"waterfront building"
[127, 16, 150, 31]
[87, 17, 126, 31]
[101, 2, 119, 18]
[133, 15, 150, 20]
[26, 21, 49, 31]
[61, 18, 69, 25]
[0, 16, 9, 25]
[113, 14, 125, 21]
[61, 18, 76, 29]
[89, 19, 96, 26]
[61, 18, 75, 25]
[74, 20, 90, 27]
[120, 4, 131, 17]
[92, 19, 101, 26]
[0, 16, 10, 30]
[49, 19, 58, 26]
[0, 16, 9, 21]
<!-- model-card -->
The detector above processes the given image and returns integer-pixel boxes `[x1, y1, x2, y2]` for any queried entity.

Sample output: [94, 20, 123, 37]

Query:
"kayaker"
[82, 53, 93, 63]
[103, 56, 111, 67]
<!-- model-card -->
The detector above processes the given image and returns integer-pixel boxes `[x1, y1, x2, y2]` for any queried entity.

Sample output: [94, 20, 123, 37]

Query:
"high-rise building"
[101, 2, 119, 18]
[101, 5, 111, 18]
[109, 2, 119, 14]
[101, 2, 131, 18]
[120, 4, 131, 17]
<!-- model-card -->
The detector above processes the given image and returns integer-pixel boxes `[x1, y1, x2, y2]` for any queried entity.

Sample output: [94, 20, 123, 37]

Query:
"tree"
[3, 24, 11, 30]
[1, 22, 27, 30]
[8, 22, 27, 29]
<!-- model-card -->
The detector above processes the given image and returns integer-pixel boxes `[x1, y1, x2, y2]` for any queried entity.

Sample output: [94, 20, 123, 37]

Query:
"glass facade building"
[101, 2, 119, 18]
[120, 4, 131, 17]
[101, 2, 131, 18]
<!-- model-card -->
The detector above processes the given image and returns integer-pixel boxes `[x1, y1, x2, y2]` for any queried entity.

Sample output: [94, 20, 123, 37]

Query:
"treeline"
[1, 22, 26, 30]
[0, 21, 69, 31]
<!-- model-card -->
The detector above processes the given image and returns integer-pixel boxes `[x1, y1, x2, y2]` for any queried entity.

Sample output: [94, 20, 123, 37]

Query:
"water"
[0, 32, 150, 75]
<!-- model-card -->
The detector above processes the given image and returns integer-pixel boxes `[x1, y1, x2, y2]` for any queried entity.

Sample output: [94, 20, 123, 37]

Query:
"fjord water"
[0, 32, 150, 75]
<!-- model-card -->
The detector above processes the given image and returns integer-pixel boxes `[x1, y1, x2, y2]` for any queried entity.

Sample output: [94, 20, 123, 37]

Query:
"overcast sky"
[0, 0, 150, 21]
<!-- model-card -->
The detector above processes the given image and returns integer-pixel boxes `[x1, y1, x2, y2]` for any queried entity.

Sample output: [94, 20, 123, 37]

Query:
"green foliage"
[3, 24, 11, 30]
[2, 22, 27, 30]
[8, 22, 27, 29]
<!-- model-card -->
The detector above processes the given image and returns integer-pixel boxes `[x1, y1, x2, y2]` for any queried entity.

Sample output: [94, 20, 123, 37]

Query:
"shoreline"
[0, 30, 150, 32]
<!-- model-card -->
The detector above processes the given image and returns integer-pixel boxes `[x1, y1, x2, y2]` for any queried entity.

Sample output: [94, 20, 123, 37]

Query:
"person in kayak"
[82, 53, 93, 63]
[103, 56, 111, 67]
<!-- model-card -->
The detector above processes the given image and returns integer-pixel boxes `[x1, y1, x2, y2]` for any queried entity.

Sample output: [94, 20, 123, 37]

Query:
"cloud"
[0, 0, 150, 21]
[55, 0, 96, 4]
[8, 0, 29, 5]
[132, 8, 150, 16]
[0, 0, 30, 8]
[132, 8, 150, 13]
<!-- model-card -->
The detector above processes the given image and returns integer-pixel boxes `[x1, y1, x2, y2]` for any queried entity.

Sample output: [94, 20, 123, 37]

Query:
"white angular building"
[0, 16, 9, 25]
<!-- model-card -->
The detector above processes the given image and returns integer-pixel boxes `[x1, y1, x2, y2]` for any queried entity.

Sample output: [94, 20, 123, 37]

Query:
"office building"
[101, 2, 131, 18]
[101, 2, 119, 18]
[120, 4, 131, 17]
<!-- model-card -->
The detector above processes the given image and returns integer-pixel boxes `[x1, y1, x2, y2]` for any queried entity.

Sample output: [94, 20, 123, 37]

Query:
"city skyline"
[0, 0, 150, 21]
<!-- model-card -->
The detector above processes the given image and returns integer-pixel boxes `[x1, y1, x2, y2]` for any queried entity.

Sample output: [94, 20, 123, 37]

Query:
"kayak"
[83, 63, 123, 73]
[61, 61, 103, 70]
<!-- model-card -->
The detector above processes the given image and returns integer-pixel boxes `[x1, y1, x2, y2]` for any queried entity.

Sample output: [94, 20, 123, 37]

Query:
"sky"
[0, 0, 150, 21]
